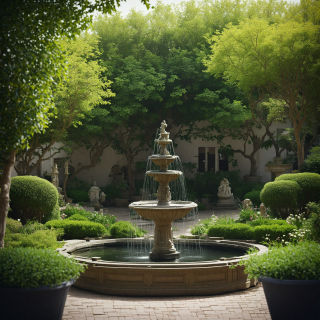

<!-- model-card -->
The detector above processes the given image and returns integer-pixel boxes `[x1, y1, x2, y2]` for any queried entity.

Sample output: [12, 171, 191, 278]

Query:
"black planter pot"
[0, 279, 75, 320]
[259, 277, 320, 320]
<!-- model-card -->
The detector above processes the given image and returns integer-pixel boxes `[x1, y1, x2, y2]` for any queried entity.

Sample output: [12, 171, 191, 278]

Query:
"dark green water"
[73, 244, 246, 264]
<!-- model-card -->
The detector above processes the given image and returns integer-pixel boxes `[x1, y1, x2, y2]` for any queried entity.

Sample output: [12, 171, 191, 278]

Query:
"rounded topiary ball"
[275, 173, 320, 209]
[9, 176, 59, 224]
[243, 190, 261, 207]
[260, 180, 301, 219]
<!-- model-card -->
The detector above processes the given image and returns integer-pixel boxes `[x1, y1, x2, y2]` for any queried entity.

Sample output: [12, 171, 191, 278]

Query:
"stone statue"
[51, 164, 59, 188]
[157, 185, 171, 203]
[99, 192, 106, 205]
[217, 178, 232, 197]
[160, 120, 168, 134]
[217, 178, 235, 207]
[64, 160, 69, 175]
[88, 180, 100, 205]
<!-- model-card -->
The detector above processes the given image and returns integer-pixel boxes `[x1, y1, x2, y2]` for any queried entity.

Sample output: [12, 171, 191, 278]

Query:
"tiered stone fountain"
[129, 120, 197, 260]
[62, 120, 268, 296]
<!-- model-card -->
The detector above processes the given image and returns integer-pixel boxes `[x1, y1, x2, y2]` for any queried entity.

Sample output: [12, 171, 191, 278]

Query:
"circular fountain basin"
[59, 239, 267, 296]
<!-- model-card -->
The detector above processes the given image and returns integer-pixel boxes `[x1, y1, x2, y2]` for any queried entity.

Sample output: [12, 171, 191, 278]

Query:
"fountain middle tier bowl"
[146, 170, 182, 183]
[129, 200, 197, 221]
[149, 155, 178, 170]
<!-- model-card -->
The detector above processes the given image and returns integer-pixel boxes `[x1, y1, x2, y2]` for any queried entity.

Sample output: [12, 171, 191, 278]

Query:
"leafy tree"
[14, 34, 113, 177]
[205, 18, 320, 170]
[0, 0, 150, 248]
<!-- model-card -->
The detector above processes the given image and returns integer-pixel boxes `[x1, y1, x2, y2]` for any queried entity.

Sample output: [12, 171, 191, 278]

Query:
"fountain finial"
[160, 120, 168, 134]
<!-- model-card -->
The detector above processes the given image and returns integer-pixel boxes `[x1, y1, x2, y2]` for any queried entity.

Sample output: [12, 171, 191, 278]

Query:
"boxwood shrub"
[247, 219, 288, 227]
[0, 248, 85, 288]
[207, 224, 296, 242]
[207, 224, 252, 240]
[275, 173, 320, 210]
[66, 214, 88, 221]
[243, 191, 261, 207]
[109, 221, 146, 238]
[45, 220, 106, 239]
[260, 180, 300, 219]
[253, 224, 296, 243]
[5, 218, 22, 233]
[9, 176, 59, 223]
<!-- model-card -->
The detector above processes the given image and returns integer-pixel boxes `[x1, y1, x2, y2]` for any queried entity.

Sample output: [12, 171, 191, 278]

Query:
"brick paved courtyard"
[63, 283, 271, 320]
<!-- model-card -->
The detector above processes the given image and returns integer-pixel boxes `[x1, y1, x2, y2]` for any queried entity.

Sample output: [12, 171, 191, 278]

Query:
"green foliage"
[197, 203, 207, 211]
[247, 219, 288, 227]
[9, 176, 59, 224]
[308, 212, 320, 242]
[67, 178, 91, 192]
[207, 223, 296, 242]
[301, 146, 320, 174]
[109, 221, 146, 238]
[45, 220, 106, 239]
[19, 220, 48, 235]
[238, 208, 259, 223]
[5, 218, 22, 233]
[62, 205, 90, 217]
[67, 214, 88, 221]
[208, 224, 252, 239]
[275, 173, 320, 211]
[260, 180, 301, 219]
[253, 224, 296, 243]
[4, 229, 61, 249]
[0, 248, 86, 288]
[243, 191, 261, 207]
[66, 190, 90, 203]
[43, 204, 61, 224]
[242, 242, 320, 280]
[101, 183, 126, 199]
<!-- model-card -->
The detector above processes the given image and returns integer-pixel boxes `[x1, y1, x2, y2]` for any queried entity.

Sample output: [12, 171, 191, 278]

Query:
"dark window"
[219, 153, 229, 171]
[198, 147, 205, 172]
[208, 147, 215, 171]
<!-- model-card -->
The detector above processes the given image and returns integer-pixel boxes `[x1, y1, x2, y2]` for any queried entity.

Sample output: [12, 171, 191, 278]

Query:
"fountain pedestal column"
[150, 220, 180, 260]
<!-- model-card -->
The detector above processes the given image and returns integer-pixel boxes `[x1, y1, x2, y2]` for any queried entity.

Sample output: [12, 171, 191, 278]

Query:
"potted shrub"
[0, 247, 86, 320]
[242, 242, 320, 320]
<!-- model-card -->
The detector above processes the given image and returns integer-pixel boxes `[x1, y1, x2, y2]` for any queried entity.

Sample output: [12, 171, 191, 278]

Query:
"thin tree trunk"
[294, 130, 304, 170]
[249, 156, 257, 176]
[126, 154, 135, 191]
[0, 150, 16, 248]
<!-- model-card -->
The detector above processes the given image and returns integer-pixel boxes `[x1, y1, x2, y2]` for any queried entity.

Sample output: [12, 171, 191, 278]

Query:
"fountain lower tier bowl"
[60, 239, 267, 296]
[129, 200, 197, 221]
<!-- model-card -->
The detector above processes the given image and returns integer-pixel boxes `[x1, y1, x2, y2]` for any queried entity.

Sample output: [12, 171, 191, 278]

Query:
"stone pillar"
[260, 203, 266, 216]
[150, 219, 180, 260]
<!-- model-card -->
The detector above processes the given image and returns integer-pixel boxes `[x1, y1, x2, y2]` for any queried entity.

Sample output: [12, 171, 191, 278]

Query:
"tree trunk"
[294, 129, 304, 170]
[126, 154, 135, 191]
[249, 156, 257, 176]
[0, 150, 16, 248]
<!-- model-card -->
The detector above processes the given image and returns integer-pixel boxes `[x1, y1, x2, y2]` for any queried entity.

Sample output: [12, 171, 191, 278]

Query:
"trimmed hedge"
[45, 220, 106, 239]
[300, 146, 320, 174]
[275, 173, 320, 210]
[66, 214, 88, 221]
[9, 176, 59, 223]
[243, 191, 261, 207]
[207, 224, 252, 240]
[260, 180, 300, 219]
[109, 221, 146, 238]
[207, 224, 296, 242]
[247, 219, 288, 227]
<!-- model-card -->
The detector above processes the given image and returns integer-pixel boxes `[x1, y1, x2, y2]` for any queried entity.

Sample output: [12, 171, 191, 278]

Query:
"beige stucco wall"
[12, 120, 292, 186]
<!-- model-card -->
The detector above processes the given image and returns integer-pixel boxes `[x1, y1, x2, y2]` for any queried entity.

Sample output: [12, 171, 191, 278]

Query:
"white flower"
[17, 219, 20, 222]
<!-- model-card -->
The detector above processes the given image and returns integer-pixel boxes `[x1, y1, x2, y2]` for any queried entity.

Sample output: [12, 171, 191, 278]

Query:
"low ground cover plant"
[109, 221, 147, 238]
[0, 248, 86, 288]
[5, 218, 64, 249]
[45, 220, 106, 239]
[241, 241, 320, 280]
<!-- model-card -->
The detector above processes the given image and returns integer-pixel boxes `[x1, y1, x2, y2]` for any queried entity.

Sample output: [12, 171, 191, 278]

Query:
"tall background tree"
[0, 0, 150, 248]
